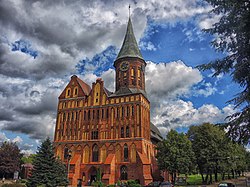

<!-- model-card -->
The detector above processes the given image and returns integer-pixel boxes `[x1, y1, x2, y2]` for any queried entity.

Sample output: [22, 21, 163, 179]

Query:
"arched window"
[64, 147, 69, 159]
[92, 144, 99, 162]
[131, 106, 134, 116]
[127, 106, 130, 116]
[126, 126, 129, 138]
[124, 144, 128, 162]
[120, 165, 128, 180]
[121, 127, 124, 138]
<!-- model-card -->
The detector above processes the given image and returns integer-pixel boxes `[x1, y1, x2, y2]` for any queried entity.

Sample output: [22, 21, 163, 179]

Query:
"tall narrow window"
[121, 127, 124, 138]
[127, 106, 130, 117]
[131, 106, 134, 116]
[120, 165, 128, 180]
[116, 107, 119, 118]
[64, 147, 69, 160]
[124, 144, 128, 162]
[126, 126, 129, 137]
[92, 144, 99, 162]
[106, 108, 109, 119]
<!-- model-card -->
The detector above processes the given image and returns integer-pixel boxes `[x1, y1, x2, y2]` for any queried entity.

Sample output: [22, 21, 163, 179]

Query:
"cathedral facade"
[54, 17, 163, 186]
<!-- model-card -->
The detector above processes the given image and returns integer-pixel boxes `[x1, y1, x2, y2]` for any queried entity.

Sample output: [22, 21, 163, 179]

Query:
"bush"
[92, 181, 105, 187]
[2, 184, 26, 187]
[127, 180, 141, 187]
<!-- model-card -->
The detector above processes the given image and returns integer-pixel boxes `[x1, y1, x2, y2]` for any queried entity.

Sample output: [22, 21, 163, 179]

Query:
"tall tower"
[53, 15, 163, 187]
[114, 17, 146, 95]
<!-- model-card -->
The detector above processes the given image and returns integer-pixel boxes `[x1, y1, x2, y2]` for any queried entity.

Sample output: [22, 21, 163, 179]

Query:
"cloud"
[12, 136, 23, 143]
[152, 100, 235, 136]
[145, 61, 202, 101]
[0, 132, 10, 143]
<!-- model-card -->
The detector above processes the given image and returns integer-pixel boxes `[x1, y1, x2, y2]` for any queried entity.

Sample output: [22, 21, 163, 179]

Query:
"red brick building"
[53, 17, 163, 186]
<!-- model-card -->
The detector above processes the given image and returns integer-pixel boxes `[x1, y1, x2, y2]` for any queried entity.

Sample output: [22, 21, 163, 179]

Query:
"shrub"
[2, 184, 26, 187]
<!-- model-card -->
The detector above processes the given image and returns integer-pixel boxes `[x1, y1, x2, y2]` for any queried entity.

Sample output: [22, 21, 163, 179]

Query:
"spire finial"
[129, 4, 131, 17]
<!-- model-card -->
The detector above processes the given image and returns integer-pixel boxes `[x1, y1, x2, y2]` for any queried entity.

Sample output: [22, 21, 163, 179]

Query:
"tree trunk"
[201, 173, 205, 184]
[231, 169, 235, 178]
[205, 174, 208, 184]
[222, 172, 225, 180]
[215, 169, 218, 182]
[209, 172, 213, 184]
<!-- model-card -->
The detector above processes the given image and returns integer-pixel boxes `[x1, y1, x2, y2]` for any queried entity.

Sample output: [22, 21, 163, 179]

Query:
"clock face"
[119, 61, 129, 71]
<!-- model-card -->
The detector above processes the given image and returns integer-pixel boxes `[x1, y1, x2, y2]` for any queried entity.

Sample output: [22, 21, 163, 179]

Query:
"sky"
[0, 0, 241, 154]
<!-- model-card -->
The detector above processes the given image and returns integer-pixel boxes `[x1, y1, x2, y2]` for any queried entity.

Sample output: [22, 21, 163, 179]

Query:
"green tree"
[187, 123, 227, 184]
[0, 141, 23, 178]
[21, 154, 36, 164]
[27, 138, 68, 187]
[197, 0, 250, 144]
[157, 130, 195, 183]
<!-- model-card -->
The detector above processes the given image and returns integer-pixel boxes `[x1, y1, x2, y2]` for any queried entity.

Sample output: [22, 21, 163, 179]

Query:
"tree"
[197, 0, 250, 144]
[27, 137, 68, 187]
[187, 123, 248, 183]
[156, 130, 195, 183]
[187, 123, 228, 184]
[0, 141, 23, 178]
[21, 154, 36, 164]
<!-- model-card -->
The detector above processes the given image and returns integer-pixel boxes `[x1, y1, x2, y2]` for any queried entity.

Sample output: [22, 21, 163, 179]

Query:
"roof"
[75, 76, 91, 95]
[150, 122, 163, 142]
[116, 17, 143, 61]
[111, 87, 147, 97]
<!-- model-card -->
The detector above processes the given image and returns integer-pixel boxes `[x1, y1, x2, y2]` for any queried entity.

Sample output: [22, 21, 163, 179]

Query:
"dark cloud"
[3, 120, 52, 140]
[0, 108, 14, 121]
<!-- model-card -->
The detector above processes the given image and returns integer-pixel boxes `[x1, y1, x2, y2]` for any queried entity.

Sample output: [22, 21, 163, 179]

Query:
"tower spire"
[116, 15, 143, 61]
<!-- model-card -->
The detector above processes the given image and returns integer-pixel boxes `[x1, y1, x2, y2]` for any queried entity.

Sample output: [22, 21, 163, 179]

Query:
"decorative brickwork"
[54, 17, 163, 187]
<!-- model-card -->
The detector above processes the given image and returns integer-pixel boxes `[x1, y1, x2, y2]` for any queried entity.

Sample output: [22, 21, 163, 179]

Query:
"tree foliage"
[156, 130, 195, 182]
[27, 138, 68, 187]
[0, 141, 23, 178]
[187, 123, 247, 184]
[198, 0, 250, 144]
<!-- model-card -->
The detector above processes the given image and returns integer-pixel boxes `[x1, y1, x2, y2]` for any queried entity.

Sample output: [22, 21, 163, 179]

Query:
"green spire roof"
[116, 17, 143, 60]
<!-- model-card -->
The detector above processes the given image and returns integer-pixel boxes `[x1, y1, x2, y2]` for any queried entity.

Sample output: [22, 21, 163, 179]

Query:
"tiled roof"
[111, 87, 147, 97]
[150, 122, 163, 142]
[116, 17, 143, 61]
[76, 77, 91, 95]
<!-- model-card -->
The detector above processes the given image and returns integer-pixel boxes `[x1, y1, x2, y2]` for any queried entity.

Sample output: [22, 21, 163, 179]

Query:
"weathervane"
[129, 4, 131, 17]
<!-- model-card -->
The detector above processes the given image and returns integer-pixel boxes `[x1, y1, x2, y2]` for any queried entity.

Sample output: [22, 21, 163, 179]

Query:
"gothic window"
[116, 107, 119, 118]
[91, 131, 98, 139]
[131, 68, 134, 76]
[131, 106, 134, 116]
[74, 87, 78, 95]
[122, 107, 124, 118]
[84, 111, 86, 120]
[88, 110, 90, 120]
[126, 126, 129, 137]
[102, 109, 104, 119]
[92, 144, 99, 162]
[97, 110, 99, 119]
[106, 108, 109, 118]
[63, 113, 66, 121]
[120, 165, 128, 180]
[67, 89, 71, 96]
[64, 147, 69, 160]
[124, 144, 128, 162]
[93, 110, 95, 120]
[127, 106, 130, 117]
[121, 127, 124, 138]
[71, 112, 74, 121]
[75, 112, 78, 120]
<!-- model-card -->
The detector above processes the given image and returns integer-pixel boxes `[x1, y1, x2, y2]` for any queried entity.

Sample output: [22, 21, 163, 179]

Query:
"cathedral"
[53, 17, 163, 186]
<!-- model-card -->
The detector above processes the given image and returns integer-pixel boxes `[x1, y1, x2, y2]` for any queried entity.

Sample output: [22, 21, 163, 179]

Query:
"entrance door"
[89, 167, 97, 184]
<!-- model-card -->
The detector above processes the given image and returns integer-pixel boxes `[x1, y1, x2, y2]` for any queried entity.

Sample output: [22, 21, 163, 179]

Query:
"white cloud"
[152, 100, 235, 136]
[146, 61, 202, 101]
[12, 136, 23, 143]
[0, 132, 10, 142]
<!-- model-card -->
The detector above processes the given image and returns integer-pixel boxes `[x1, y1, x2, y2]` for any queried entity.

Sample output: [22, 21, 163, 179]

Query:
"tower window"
[91, 131, 99, 140]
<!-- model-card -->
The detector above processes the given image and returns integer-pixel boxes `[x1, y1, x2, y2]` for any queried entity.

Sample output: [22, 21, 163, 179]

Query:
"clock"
[119, 61, 129, 71]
